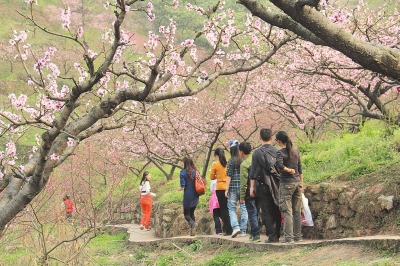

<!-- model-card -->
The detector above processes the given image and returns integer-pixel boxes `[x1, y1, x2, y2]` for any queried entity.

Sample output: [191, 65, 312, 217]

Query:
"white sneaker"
[231, 228, 241, 238]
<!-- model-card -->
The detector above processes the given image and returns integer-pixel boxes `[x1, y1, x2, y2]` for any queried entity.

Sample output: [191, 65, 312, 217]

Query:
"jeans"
[227, 190, 248, 233]
[216, 190, 232, 234]
[213, 208, 222, 234]
[257, 184, 281, 241]
[245, 197, 260, 237]
[279, 182, 302, 241]
[183, 206, 196, 226]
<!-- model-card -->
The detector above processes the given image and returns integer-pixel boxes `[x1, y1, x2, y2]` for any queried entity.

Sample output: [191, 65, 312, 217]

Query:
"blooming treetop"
[0, 0, 293, 230]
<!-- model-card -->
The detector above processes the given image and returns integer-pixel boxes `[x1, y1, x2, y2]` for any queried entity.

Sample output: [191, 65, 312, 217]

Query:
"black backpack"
[262, 149, 280, 177]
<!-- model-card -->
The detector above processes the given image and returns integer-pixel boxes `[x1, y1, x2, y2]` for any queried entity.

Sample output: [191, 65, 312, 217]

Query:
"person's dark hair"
[239, 142, 252, 155]
[140, 171, 150, 185]
[65, 194, 70, 199]
[214, 148, 227, 167]
[275, 131, 293, 157]
[183, 157, 196, 180]
[260, 128, 273, 142]
[229, 145, 242, 171]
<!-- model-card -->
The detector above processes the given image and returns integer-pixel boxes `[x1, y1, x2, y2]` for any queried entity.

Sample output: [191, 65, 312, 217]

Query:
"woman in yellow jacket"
[210, 148, 232, 235]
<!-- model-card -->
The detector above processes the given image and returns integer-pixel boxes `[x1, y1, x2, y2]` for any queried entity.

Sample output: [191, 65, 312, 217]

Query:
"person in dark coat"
[249, 128, 281, 243]
[178, 157, 199, 236]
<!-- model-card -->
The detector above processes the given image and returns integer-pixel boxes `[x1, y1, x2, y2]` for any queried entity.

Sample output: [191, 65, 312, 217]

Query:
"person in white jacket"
[139, 171, 155, 230]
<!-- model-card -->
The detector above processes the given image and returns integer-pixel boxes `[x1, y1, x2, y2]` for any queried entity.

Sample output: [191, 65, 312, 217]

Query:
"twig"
[172, 242, 193, 257]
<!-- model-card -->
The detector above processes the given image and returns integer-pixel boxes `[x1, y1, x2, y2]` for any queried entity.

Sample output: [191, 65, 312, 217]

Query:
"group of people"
[209, 128, 303, 243]
[138, 128, 304, 244]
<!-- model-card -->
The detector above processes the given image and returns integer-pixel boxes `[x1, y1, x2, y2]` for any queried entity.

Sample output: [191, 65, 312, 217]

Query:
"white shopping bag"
[301, 193, 314, 226]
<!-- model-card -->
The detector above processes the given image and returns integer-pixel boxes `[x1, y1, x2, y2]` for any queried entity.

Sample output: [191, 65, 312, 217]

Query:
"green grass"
[299, 121, 400, 183]
[86, 232, 128, 265]
[0, 247, 28, 265]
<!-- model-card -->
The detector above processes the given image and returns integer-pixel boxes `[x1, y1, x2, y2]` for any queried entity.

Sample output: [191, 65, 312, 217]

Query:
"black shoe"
[264, 239, 279, 243]
[294, 238, 303, 242]
[223, 232, 232, 236]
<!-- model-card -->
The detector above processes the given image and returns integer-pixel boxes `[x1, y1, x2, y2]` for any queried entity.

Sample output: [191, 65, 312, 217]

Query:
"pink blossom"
[151, 123, 157, 128]
[50, 153, 60, 160]
[299, 124, 305, 130]
[221, 34, 231, 44]
[8, 93, 17, 101]
[168, 64, 177, 74]
[148, 13, 155, 21]
[213, 58, 223, 66]
[6, 141, 16, 156]
[122, 81, 129, 89]
[97, 88, 106, 97]
[61, 7, 71, 30]
[183, 39, 194, 47]
[77, 27, 84, 37]
[9, 39, 16, 46]
[149, 58, 157, 66]
[147, 2, 153, 13]
[61, 85, 70, 94]
[172, 0, 179, 9]
[48, 47, 57, 55]
[67, 138, 74, 147]
[170, 52, 180, 61]
[251, 34, 259, 46]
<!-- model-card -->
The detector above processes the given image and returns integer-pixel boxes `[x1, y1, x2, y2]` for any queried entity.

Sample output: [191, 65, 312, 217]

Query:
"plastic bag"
[301, 193, 314, 226]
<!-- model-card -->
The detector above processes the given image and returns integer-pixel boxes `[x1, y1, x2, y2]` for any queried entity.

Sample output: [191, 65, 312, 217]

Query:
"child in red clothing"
[63, 194, 74, 220]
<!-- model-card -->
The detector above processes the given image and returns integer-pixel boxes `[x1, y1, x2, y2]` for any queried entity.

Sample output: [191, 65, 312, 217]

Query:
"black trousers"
[257, 184, 281, 241]
[213, 208, 222, 234]
[183, 207, 196, 226]
[216, 190, 232, 234]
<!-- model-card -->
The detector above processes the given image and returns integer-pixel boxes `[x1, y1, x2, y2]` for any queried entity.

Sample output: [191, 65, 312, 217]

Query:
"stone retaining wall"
[303, 182, 398, 239]
[112, 182, 399, 239]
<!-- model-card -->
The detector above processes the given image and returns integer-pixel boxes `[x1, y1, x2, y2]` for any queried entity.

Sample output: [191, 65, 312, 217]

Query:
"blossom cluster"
[61, 6, 71, 30]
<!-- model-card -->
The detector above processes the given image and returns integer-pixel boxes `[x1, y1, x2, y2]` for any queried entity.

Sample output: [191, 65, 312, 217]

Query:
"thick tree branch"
[239, 0, 400, 80]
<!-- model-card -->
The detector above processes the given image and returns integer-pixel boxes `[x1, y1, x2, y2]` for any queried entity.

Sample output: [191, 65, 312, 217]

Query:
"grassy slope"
[84, 233, 400, 265]
[4, 228, 398, 265]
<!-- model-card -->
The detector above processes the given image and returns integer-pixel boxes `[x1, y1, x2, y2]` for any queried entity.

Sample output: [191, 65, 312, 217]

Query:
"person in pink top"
[209, 179, 222, 235]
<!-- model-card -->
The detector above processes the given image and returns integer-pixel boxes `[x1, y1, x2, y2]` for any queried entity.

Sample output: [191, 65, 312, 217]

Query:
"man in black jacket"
[249, 128, 281, 243]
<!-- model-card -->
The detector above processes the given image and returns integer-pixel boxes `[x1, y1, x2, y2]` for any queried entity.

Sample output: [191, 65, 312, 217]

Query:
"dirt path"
[112, 223, 400, 252]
